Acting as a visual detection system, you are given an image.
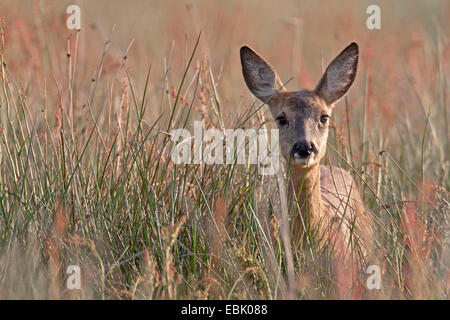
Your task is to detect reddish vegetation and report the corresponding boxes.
[0,1,447,299]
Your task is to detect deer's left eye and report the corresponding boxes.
[320,115,329,125]
[276,116,288,126]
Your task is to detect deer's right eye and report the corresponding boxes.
[276,116,288,126]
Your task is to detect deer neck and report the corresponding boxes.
[289,163,322,224]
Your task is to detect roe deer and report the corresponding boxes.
[240,43,373,298]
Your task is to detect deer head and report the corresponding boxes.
[240,43,359,167]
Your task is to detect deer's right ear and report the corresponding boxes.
[314,42,359,105]
[240,46,284,103]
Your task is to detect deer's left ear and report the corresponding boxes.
[240,46,285,103]
[315,42,359,105]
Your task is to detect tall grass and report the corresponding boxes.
[0,0,448,299]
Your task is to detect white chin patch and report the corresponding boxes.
[293,155,314,166]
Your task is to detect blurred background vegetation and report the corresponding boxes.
[0,0,448,299]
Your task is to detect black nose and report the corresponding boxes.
[293,142,314,158]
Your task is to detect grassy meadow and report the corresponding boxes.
[0,0,448,299]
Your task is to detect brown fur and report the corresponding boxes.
[240,43,373,298]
